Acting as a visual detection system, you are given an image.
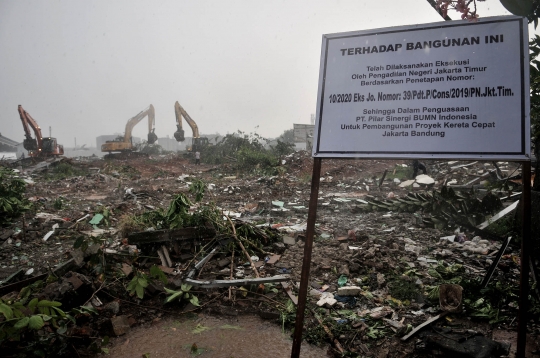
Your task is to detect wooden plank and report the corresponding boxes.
[128,227,216,245]
[185,275,289,288]
[477,200,519,230]
[281,282,298,305]
[401,312,448,341]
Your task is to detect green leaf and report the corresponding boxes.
[428,269,443,279]
[150,265,168,284]
[37,300,62,307]
[127,277,138,291]
[52,306,66,317]
[13,308,24,318]
[189,296,200,307]
[28,298,39,311]
[191,324,211,334]
[135,285,144,299]
[41,306,51,316]
[14,317,30,329]
[137,277,148,288]
[165,291,183,303]
[163,287,177,294]
[180,283,192,292]
[0,303,13,319]
[28,315,44,330]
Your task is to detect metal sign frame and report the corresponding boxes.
[312,16,530,160]
[292,15,532,358]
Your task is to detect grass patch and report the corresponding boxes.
[386,165,413,181]
[44,162,87,180]
[483,214,518,238]
[388,278,420,301]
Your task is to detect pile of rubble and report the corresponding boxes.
[0,154,537,357]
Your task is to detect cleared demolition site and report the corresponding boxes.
[2,4,540,358]
[1,100,539,357]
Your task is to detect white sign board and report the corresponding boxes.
[313,16,530,160]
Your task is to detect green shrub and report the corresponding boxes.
[0,167,29,226]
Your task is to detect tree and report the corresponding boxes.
[434,0,540,23]
[277,128,295,144]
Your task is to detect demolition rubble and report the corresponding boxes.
[0,152,537,357]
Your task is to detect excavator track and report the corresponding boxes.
[104,151,149,160]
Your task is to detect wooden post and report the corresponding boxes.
[291,157,322,358]
[517,160,532,357]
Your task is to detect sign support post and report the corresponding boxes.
[517,161,532,357]
[291,157,322,358]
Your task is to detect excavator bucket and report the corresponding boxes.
[174,126,185,142]
[23,138,38,151]
[147,130,158,144]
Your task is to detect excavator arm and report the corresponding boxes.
[174,101,185,142]
[18,105,43,152]
[174,101,199,142]
[124,104,157,145]
[173,101,209,152]
[102,104,157,153]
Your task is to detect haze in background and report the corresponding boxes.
[0,0,524,148]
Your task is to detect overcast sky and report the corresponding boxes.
[0,0,536,148]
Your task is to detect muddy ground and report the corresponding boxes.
[0,152,538,357]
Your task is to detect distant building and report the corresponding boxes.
[158,136,185,152]
[0,133,19,152]
[293,124,314,151]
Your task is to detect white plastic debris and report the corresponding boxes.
[440,235,455,242]
[399,180,415,188]
[176,174,190,182]
[415,174,435,185]
[317,292,337,308]
[43,231,55,241]
[405,244,421,254]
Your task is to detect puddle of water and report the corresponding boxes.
[108,314,329,358]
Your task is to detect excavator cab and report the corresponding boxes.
[192,137,209,152]
[174,126,185,142]
[41,137,64,155]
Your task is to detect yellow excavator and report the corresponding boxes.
[173,101,209,152]
[101,105,158,154]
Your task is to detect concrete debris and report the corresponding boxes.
[337,285,361,296]
[111,315,131,336]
